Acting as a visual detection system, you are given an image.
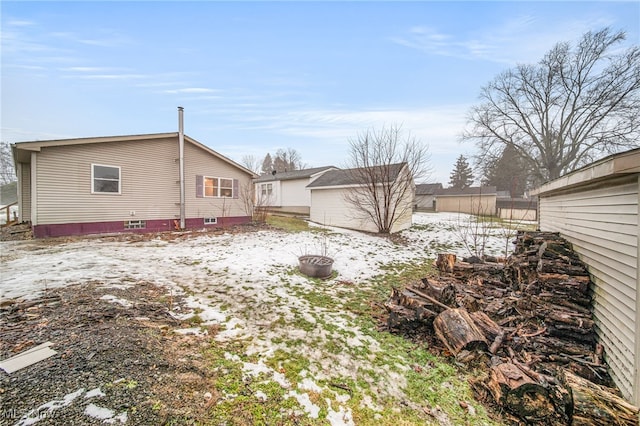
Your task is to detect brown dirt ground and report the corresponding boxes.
[0,279,229,425]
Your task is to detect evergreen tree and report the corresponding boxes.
[448,155,474,189]
[481,144,529,197]
[261,153,273,175]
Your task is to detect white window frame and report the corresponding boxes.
[204,217,218,225]
[91,163,121,194]
[261,183,273,196]
[204,176,234,198]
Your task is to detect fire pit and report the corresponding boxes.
[298,255,334,279]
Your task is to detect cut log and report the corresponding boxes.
[418,277,457,307]
[436,253,456,273]
[469,311,502,342]
[537,259,590,276]
[561,369,639,426]
[433,308,488,355]
[486,362,564,423]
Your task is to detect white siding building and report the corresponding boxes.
[254,166,337,215]
[307,163,414,234]
[531,147,640,404]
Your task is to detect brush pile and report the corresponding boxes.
[385,231,639,425]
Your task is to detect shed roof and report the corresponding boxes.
[415,183,443,195]
[307,163,407,189]
[531,147,640,196]
[254,166,336,182]
[436,186,497,196]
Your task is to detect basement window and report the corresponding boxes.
[204,217,217,225]
[124,220,146,229]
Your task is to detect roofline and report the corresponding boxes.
[12,132,258,178]
[254,166,338,182]
[530,147,640,196]
[12,132,178,151]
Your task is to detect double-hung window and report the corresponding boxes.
[92,164,121,194]
[202,177,234,198]
[261,183,272,196]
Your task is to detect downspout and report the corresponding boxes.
[178,106,186,230]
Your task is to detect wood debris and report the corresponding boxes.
[385,231,639,425]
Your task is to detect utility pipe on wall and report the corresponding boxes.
[178,106,186,230]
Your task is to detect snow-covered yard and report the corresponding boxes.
[1,212,527,425]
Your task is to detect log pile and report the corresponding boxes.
[385,231,639,425]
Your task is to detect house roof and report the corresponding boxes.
[254,166,337,182]
[307,163,407,189]
[0,181,18,207]
[415,183,443,195]
[11,132,258,177]
[436,186,497,196]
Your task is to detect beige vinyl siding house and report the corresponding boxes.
[307,163,414,234]
[12,133,256,238]
[254,166,336,215]
[435,186,497,215]
[531,147,640,404]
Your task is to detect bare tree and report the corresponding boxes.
[273,148,304,172]
[464,28,640,183]
[0,142,16,185]
[343,125,431,234]
[240,154,262,175]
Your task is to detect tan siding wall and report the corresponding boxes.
[20,163,31,222]
[183,142,252,219]
[35,137,179,225]
[538,177,639,401]
[436,195,497,215]
[498,207,537,221]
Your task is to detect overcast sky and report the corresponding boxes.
[2,1,638,184]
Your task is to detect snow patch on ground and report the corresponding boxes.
[1,213,522,423]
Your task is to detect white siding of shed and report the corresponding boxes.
[538,176,639,402]
[310,187,378,233]
[281,179,310,207]
[310,186,413,234]
[33,137,180,225]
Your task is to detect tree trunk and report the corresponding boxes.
[561,370,639,426]
[487,362,566,424]
[433,308,488,355]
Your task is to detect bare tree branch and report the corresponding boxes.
[343,125,431,234]
[464,28,640,183]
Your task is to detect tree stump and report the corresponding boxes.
[436,253,456,273]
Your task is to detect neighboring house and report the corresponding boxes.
[435,186,497,215]
[414,183,442,211]
[12,132,257,238]
[531,147,640,405]
[254,166,337,215]
[307,163,414,234]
